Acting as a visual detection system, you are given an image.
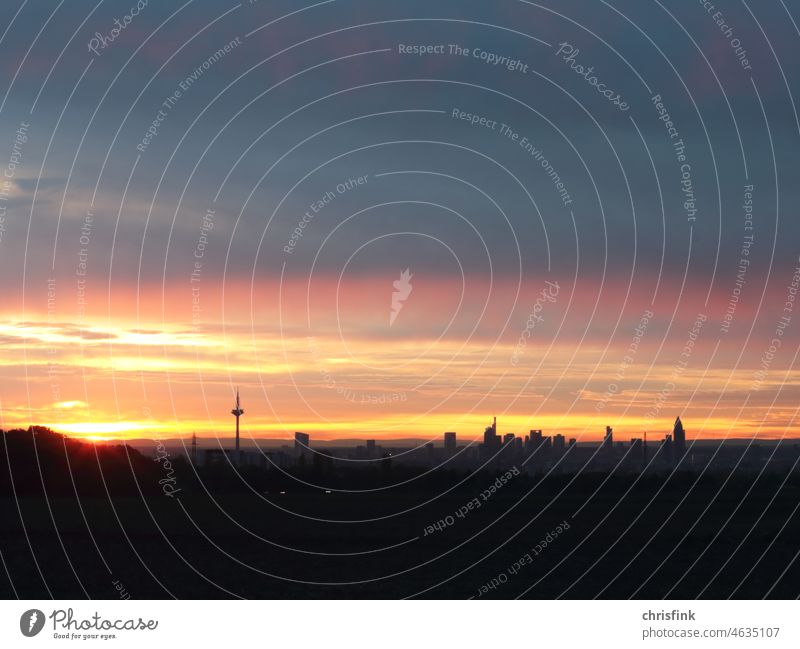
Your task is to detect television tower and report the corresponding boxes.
[231,389,244,466]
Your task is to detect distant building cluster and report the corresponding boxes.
[178,398,792,477]
[468,416,690,473]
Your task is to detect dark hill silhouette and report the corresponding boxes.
[0,426,163,497]
[1,426,799,599]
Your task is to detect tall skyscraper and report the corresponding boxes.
[483,417,500,449]
[661,434,674,465]
[602,426,613,453]
[553,434,565,452]
[294,432,310,459]
[444,432,457,456]
[673,416,686,456]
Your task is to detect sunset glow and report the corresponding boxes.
[4,270,798,442]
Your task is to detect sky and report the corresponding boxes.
[1,0,799,444]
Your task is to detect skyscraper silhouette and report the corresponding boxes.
[602,426,613,454]
[661,434,674,465]
[673,416,686,457]
[483,417,500,448]
[444,432,456,456]
[295,431,311,460]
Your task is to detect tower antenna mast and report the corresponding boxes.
[231,389,244,466]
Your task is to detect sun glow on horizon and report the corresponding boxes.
[49,422,161,436]
[30,412,797,445]
[3,271,798,446]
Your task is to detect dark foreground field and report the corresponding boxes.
[2,469,799,599]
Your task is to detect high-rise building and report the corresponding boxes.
[553,434,565,451]
[444,432,457,455]
[483,417,500,450]
[673,416,686,456]
[366,439,376,459]
[661,434,674,464]
[503,433,515,445]
[602,426,613,453]
[294,432,310,458]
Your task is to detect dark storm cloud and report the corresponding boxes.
[0,0,797,306]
